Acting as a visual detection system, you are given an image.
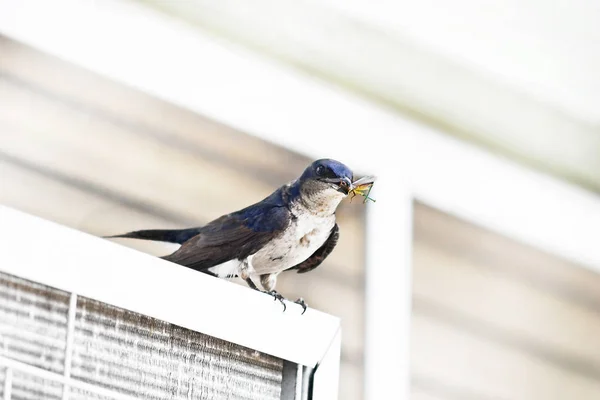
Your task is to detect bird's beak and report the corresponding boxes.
[337,177,354,195]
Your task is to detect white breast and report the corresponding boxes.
[250,208,336,276]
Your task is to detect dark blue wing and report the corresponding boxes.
[162,188,291,271]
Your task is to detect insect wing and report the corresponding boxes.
[352,176,376,187]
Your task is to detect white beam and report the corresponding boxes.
[142,0,600,191]
[365,176,414,400]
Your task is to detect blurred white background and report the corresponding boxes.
[1,0,600,399]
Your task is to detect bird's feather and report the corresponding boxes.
[104,227,202,244]
[289,223,339,274]
[162,189,291,271]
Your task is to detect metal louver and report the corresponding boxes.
[0,274,69,374]
[0,271,284,400]
[71,296,283,399]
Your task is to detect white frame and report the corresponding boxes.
[3,0,600,399]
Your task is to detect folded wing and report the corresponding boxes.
[163,203,290,271]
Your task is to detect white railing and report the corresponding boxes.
[0,206,341,400]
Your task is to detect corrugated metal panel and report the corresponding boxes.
[0,273,69,373]
[11,371,63,400]
[72,296,283,400]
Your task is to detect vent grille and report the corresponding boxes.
[0,274,69,373]
[71,296,283,399]
[0,270,287,400]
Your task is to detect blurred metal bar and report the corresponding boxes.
[281,361,300,400]
[300,366,312,400]
[61,293,77,400]
[365,178,414,400]
[311,329,341,400]
[282,363,314,400]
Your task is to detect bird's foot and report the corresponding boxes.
[265,290,287,312]
[294,298,308,315]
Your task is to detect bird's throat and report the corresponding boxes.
[297,190,345,217]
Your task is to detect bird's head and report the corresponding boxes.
[300,159,354,195]
[295,159,354,214]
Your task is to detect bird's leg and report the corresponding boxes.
[240,258,261,290]
[260,274,287,311]
[244,277,260,291]
[243,273,286,311]
[241,264,287,311]
[294,298,308,315]
[266,290,287,312]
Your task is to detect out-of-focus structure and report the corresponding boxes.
[1,0,600,399]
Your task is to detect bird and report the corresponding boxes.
[106,159,357,313]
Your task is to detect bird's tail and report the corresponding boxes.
[103,227,202,245]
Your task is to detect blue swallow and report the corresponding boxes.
[107,159,356,313]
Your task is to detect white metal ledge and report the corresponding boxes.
[0,205,341,398]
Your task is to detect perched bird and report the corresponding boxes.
[106,159,357,313]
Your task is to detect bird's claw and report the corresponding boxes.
[266,290,287,312]
[294,298,308,315]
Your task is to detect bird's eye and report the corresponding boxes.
[316,165,325,176]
